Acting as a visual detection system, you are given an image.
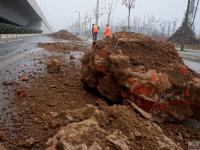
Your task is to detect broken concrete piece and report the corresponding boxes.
[106,130,129,150]
[46,105,182,150]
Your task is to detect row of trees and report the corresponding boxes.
[0,23,42,34]
[112,17,179,40]
[69,0,200,41]
[68,0,134,35]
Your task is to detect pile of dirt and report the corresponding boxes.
[51,30,81,41]
[47,59,62,73]
[46,105,182,150]
[38,42,86,52]
[81,32,200,121]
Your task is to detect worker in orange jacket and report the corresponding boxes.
[104,24,112,38]
[92,24,99,42]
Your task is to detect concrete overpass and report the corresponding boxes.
[0,0,52,33]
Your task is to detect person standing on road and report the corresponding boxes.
[92,24,99,42]
[104,24,112,38]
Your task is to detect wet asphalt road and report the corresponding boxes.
[179,50,200,74]
[0,35,84,125]
[0,35,56,128]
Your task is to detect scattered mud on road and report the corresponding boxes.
[0,35,200,150]
[38,41,88,52]
[0,39,99,149]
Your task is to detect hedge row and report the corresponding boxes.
[0,23,42,34]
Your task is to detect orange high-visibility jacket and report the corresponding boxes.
[92,26,99,33]
[104,26,112,37]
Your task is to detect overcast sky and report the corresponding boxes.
[36,0,200,33]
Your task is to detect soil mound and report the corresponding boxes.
[51,30,81,41]
[81,32,200,121]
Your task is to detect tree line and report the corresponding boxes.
[68,0,200,40]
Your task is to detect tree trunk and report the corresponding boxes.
[108,13,111,25]
[96,0,99,26]
[181,0,191,51]
[128,6,131,32]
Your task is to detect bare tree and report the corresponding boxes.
[167,21,171,37]
[105,0,119,24]
[172,19,178,34]
[93,0,105,26]
[122,0,136,31]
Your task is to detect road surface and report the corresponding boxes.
[179,49,200,74]
[0,35,59,131]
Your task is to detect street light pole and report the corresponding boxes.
[75,10,81,35]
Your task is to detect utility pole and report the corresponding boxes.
[181,0,191,51]
[96,0,99,26]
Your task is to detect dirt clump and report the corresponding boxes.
[46,105,182,150]
[51,30,81,41]
[82,32,200,121]
[47,59,62,73]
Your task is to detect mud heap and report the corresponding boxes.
[82,32,200,121]
[51,30,81,41]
